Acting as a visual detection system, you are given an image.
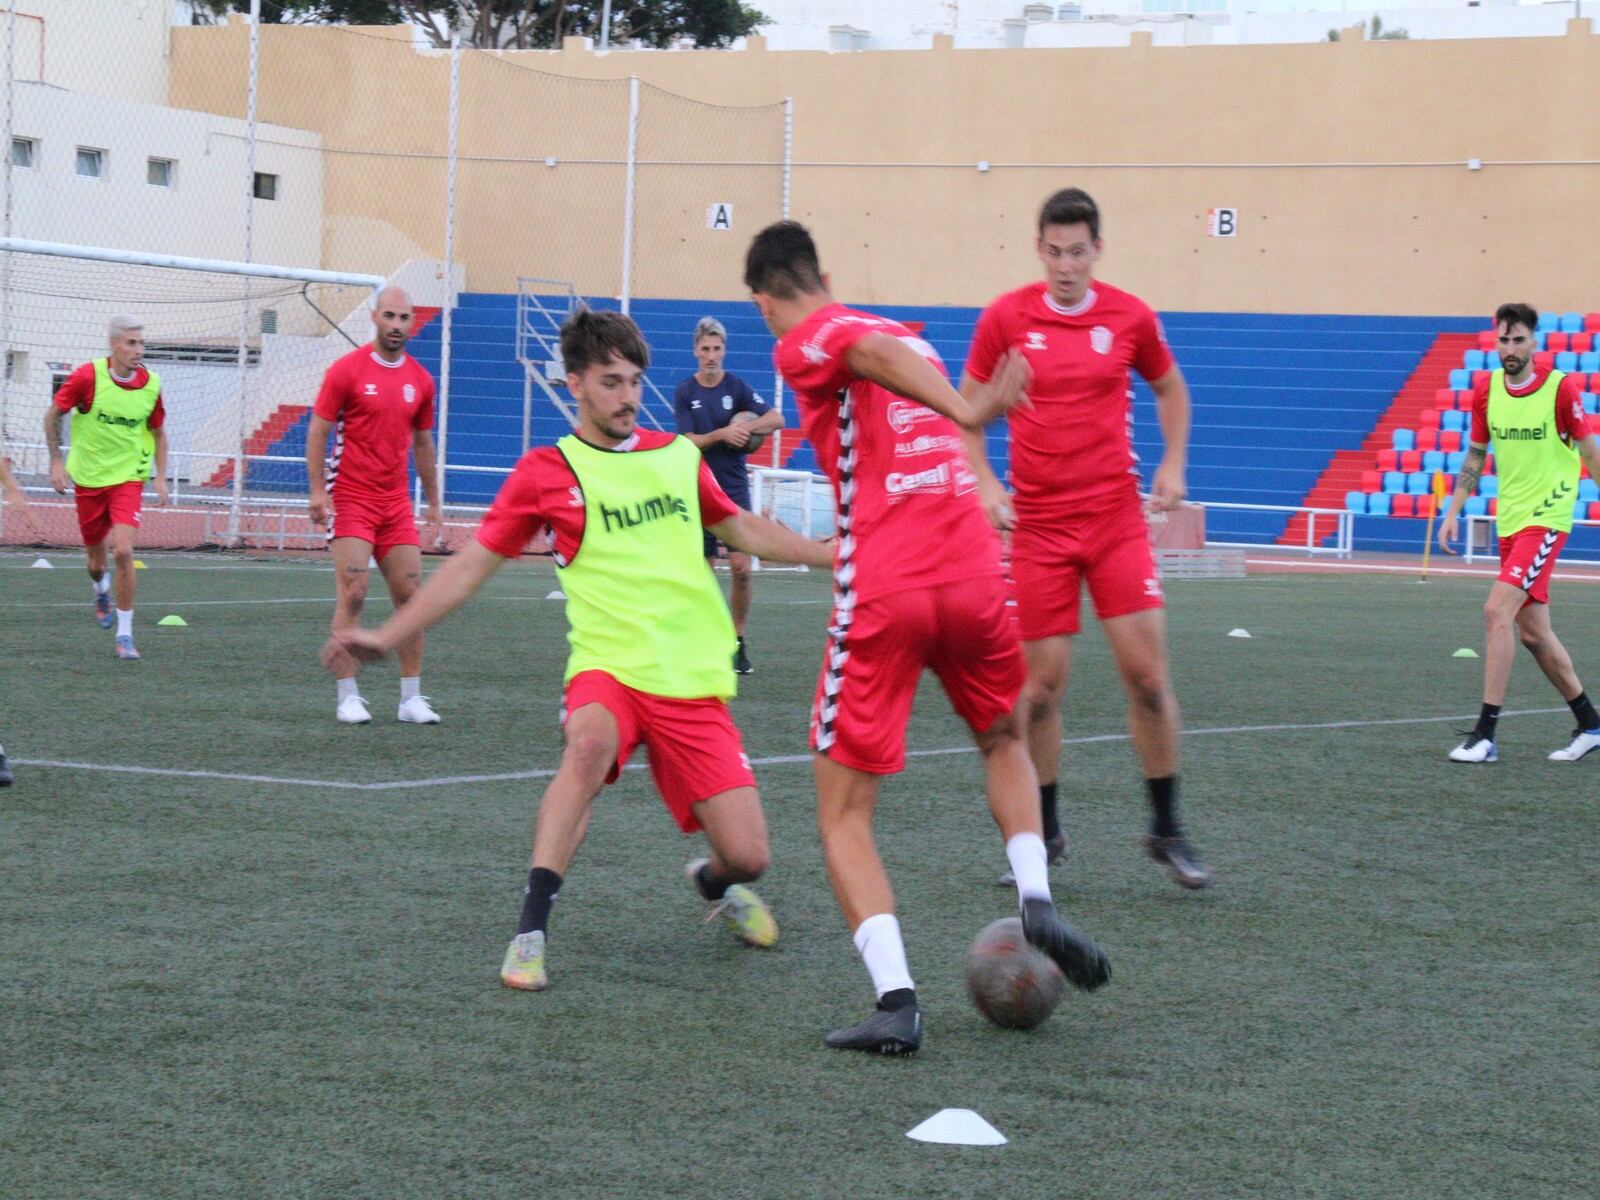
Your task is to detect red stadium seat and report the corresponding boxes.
[1546,333,1570,353]
[1434,388,1456,409]
[1533,352,1555,372]
[1456,390,1475,410]
[1477,330,1497,351]
[1585,312,1600,331]
[1589,503,1600,522]
[1400,450,1423,473]
[1572,333,1594,354]
[1489,499,1498,517]
[1414,429,1438,452]
[1361,470,1381,492]
[1440,431,1464,453]
[1391,494,1417,518]
[1471,370,1490,387]
[1418,409,1441,430]
[1377,449,1399,472]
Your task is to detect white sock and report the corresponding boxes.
[337,677,359,702]
[400,676,421,702]
[115,609,133,638]
[852,912,914,999]
[93,573,110,596]
[1006,832,1052,904]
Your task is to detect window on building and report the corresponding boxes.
[11,137,35,169]
[252,171,277,201]
[5,350,27,383]
[147,157,175,188]
[75,147,104,179]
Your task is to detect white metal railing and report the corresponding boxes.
[1199,500,1355,557]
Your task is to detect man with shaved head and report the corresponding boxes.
[306,285,443,724]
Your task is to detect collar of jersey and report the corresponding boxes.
[573,431,641,453]
[367,350,408,369]
[1042,287,1098,318]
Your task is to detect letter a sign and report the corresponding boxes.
[706,203,734,231]
[1206,208,1238,238]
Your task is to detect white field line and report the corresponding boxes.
[13,707,1567,792]
[1245,557,1600,583]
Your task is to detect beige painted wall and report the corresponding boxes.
[169,22,1600,316]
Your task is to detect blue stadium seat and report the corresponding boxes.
[1345,491,1367,514]
[1581,354,1600,375]
[1421,450,1445,473]
[1368,493,1392,516]
[1441,410,1467,433]
[1463,350,1485,371]
[1556,351,1579,373]
[1383,471,1406,494]
[1584,393,1599,415]
[1392,428,1415,451]
[1447,451,1466,473]
[1464,497,1489,517]
[1538,312,1560,332]
[1561,312,1584,333]
[1479,475,1498,498]
[1406,472,1430,495]
[1581,479,1600,503]
[1448,369,1472,391]
[1484,353,1500,369]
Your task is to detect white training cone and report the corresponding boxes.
[367,556,379,569]
[1227,628,1252,639]
[545,589,566,600]
[30,557,53,568]
[906,1109,1007,1146]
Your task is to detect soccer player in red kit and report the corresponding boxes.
[960,188,1210,891]
[747,220,1111,1055]
[307,286,443,725]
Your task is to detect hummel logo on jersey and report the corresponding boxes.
[1491,423,1546,441]
[1144,576,1164,599]
[1025,331,1048,352]
[1091,326,1114,355]
[690,398,702,410]
[599,492,690,532]
[1510,565,1524,579]
[364,383,378,396]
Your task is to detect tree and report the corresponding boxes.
[192,2,769,50]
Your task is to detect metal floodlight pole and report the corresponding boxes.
[228,0,262,546]
[620,76,639,315]
[436,33,461,517]
[1,1,16,458]
[600,0,614,50]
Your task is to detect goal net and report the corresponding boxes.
[0,238,383,551]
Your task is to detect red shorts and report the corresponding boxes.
[563,669,756,834]
[331,490,418,560]
[74,480,144,546]
[1011,501,1163,640]
[811,573,1026,775]
[1498,526,1567,606]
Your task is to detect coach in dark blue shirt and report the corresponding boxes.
[673,316,783,676]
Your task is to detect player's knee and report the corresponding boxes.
[112,545,134,570]
[1519,626,1545,654]
[720,841,769,881]
[1483,602,1513,633]
[974,711,1023,753]
[562,731,615,786]
[1124,668,1167,715]
[1022,679,1061,723]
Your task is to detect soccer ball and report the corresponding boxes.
[730,410,766,456]
[965,916,1065,1030]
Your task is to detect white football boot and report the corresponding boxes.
[336,693,373,725]
[1548,728,1600,762]
[1448,734,1497,764]
[397,694,441,724]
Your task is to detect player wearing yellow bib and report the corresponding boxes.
[1438,303,1600,763]
[326,309,832,992]
[43,315,169,660]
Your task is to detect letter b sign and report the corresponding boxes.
[1207,208,1238,238]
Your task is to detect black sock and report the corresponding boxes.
[1566,691,1600,732]
[694,862,730,902]
[1039,781,1060,842]
[1474,703,1502,742]
[1146,775,1179,839]
[878,987,917,1012]
[517,867,562,936]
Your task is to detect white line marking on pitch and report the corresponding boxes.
[14,707,1566,791]
[1245,557,1600,583]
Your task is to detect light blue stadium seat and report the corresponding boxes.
[1383,471,1406,494]
[1464,497,1489,517]
[1447,451,1466,473]
[1534,332,1548,350]
[1448,369,1472,391]
[1463,350,1485,371]
[1392,428,1415,451]
[1581,354,1600,375]
[1556,351,1579,373]
[1406,472,1430,495]
[1368,493,1391,516]
[1561,312,1583,333]
[1479,475,1498,498]
[1583,393,1599,415]
[1485,353,1500,369]
[1421,450,1445,473]
[1441,410,1467,433]
[1538,312,1560,333]
[1344,491,1367,514]
[1580,479,1600,503]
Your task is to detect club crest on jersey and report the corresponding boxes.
[363,383,378,396]
[722,395,733,411]
[1025,331,1048,352]
[1091,326,1114,355]
[403,383,417,405]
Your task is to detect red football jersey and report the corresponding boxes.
[313,346,435,498]
[774,303,1003,603]
[964,280,1174,513]
[476,429,738,562]
[1469,371,1587,447]
[54,362,166,430]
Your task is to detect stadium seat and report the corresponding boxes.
[1377,449,1399,472]
[1538,312,1560,333]
[1479,475,1498,498]
[1464,497,1488,517]
[1546,332,1570,353]
[1439,430,1463,453]
[1420,450,1444,473]
[1471,370,1490,387]
[1572,333,1594,354]
[1561,312,1584,333]
[1586,312,1600,331]
[1368,493,1391,516]
[1441,410,1467,433]
[1476,330,1498,351]
[1463,350,1486,371]
[1393,429,1416,451]
[1583,393,1598,415]
[1382,471,1405,494]
[1345,491,1367,514]
[1580,479,1599,503]
[1488,499,1498,517]
[1360,469,1382,492]
[1580,353,1600,374]
[1433,388,1456,409]
[1418,408,1441,430]
[1400,449,1423,472]
[1415,429,1439,452]
[1533,352,1555,372]
[1406,472,1430,495]
[1590,502,1600,522]
[1448,369,1472,391]
[1590,414,1600,435]
[1556,351,1579,373]
[1447,451,1466,473]
[1391,494,1417,518]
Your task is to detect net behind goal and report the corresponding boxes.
[0,238,382,550]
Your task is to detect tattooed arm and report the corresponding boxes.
[1436,442,1487,556]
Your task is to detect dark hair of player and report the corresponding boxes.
[744,220,826,300]
[1038,188,1101,240]
[560,307,650,375]
[1494,302,1538,335]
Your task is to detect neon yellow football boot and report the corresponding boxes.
[686,858,778,948]
[499,931,549,991]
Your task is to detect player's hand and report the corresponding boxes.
[724,423,753,449]
[982,350,1033,423]
[309,493,331,528]
[1148,459,1187,512]
[425,501,443,528]
[49,461,68,494]
[979,476,1015,532]
[1437,513,1459,556]
[153,479,170,507]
